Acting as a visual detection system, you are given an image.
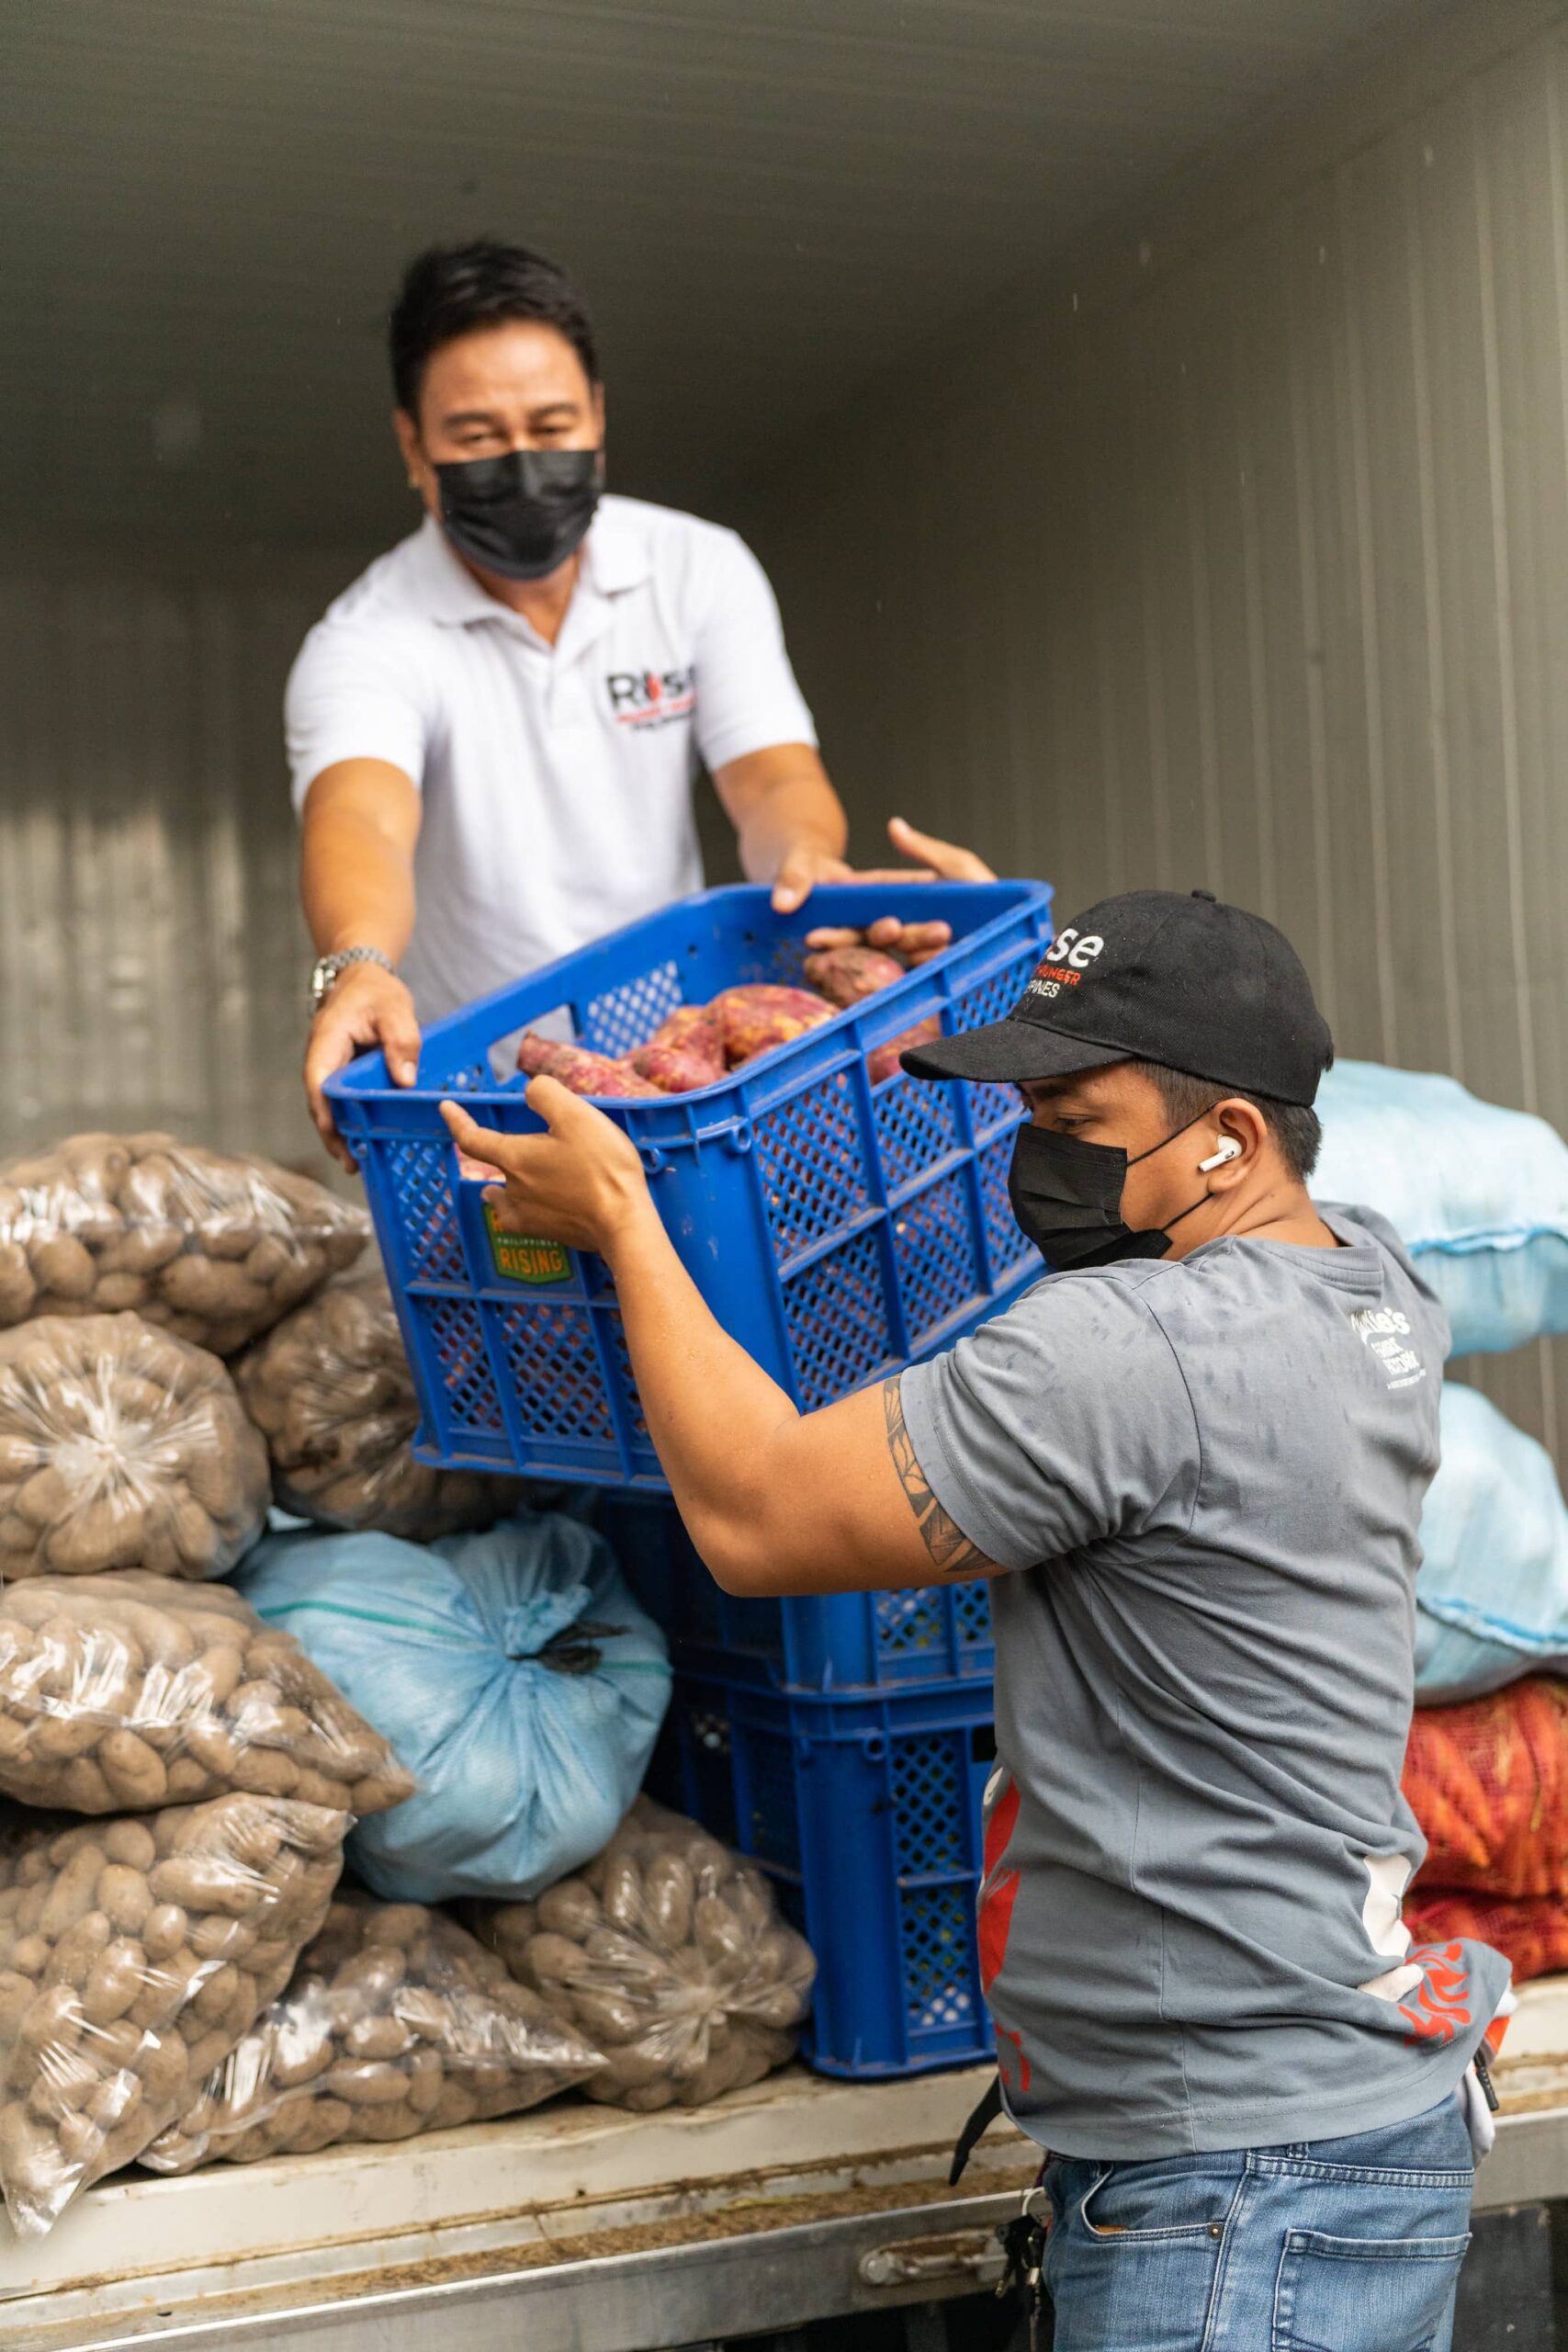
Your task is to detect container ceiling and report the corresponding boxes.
[5,0,1433,552]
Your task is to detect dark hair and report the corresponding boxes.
[389,240,601,416]
[1125,1059,1322,1183]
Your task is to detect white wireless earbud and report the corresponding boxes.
[1197,1138,1242,1172]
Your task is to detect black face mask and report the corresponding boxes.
[1007,1113,1213,1272]
[434,447,603,582]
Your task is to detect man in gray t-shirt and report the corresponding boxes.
[446,886,1506,2351]
[901,1199,1489,2156]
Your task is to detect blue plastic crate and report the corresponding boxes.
[604,1492,996,1690]
[670,1671,998,2076]
[327,880,1053,1488]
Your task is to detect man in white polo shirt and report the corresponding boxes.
[293,239,971,1167]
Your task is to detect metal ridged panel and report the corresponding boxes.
[0,560,341,1174]
[743,14,1568,1464]
[0,0,1425,548]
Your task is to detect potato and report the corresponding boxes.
[25,1236,96,1301]
[536,1882,601,1940]
[232,1273,520,1542]
[0,1317,270,1583]
[710,985,835,1068]
[0,1572,412,1819]
[141,1894,599,2175]
[82,1942,146,2027]
[0,1130,368,1353]
[643,1854,695,1952]
[97,1866,152,1937]
[470,1799,816,2111]
[0,1246,36,1326]
[0,1792,348,2236]
[802,945,907,1006]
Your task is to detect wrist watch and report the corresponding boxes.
[310,946,399,1014]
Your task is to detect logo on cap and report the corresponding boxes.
[1026,927,1105,1000]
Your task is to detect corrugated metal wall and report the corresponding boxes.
[0,554,351,1174]
[2,6,1564,1463]
[741,7,1568,1464]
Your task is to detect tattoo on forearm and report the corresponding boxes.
[884,1380,986,1572]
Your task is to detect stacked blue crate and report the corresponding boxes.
[330,877,1049,2077]
[610,1497,1001,2076]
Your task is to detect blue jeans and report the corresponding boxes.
[1040,2094,1473,2351]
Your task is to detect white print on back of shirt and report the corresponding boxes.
[1349,1306,1427,1390]
[1357,1852,1423,2004]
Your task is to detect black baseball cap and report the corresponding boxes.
[902,888,1334,1106]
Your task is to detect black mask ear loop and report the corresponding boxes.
[1123,1105,1212,1170]
[1127,1106,1235,1246]
[1006,1102,1229,1272]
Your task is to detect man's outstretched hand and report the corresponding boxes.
[806,817,998,965]
[440,1084,655,1259]
[305,966,423,1174]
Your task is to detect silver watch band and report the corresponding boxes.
[310,945,398,1013]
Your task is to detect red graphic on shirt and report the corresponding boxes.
[978,1781,1031,2092]
[996,2023,1031,2090]
[1398,1941,1475,2047]
[978,1781,1021,1991]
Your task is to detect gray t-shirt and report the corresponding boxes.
[899,1204,1509,2160]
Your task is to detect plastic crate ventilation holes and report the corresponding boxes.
[329,882,1054,1490]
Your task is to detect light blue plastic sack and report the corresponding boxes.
[232,1514,671,1904]
[1416,1381,1568,1703]
[1314,1060,1568,1355]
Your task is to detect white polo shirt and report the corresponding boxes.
[286,496,817,1024]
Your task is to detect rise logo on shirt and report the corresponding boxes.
[605,666,696,728]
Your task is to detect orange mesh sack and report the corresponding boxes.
[1403,1679,1568,1896]
[1404,1890,1568,1987]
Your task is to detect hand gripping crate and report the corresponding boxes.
[666,1670,998,2076]
[328,880,1053,1488]
[604,1492,995,1690]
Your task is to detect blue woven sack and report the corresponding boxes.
[1416,1381,1568,1703]
[233,1514,671,1902]
[1314,1061,1568,1355]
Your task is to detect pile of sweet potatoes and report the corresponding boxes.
[516,947,938,1099]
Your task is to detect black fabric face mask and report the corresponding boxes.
[1007,1114,1213,1272]
[434,447,603,582]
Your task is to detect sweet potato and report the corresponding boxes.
[646,1005,723,1062]
[628,1043,723,1094]
[867,1017,942,1085]
[514,1036,646,1098]
[711,986,835,1068]
[802,946,906,1007]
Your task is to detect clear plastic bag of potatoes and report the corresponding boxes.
[142,1891,602,2171]
[0,1572,414,1816]
[0,1792,348,2233]
[469,1799,816,2111]
[0,1131,367,1357]
[0,1315,271,1582]
[234,1273,521,1541]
